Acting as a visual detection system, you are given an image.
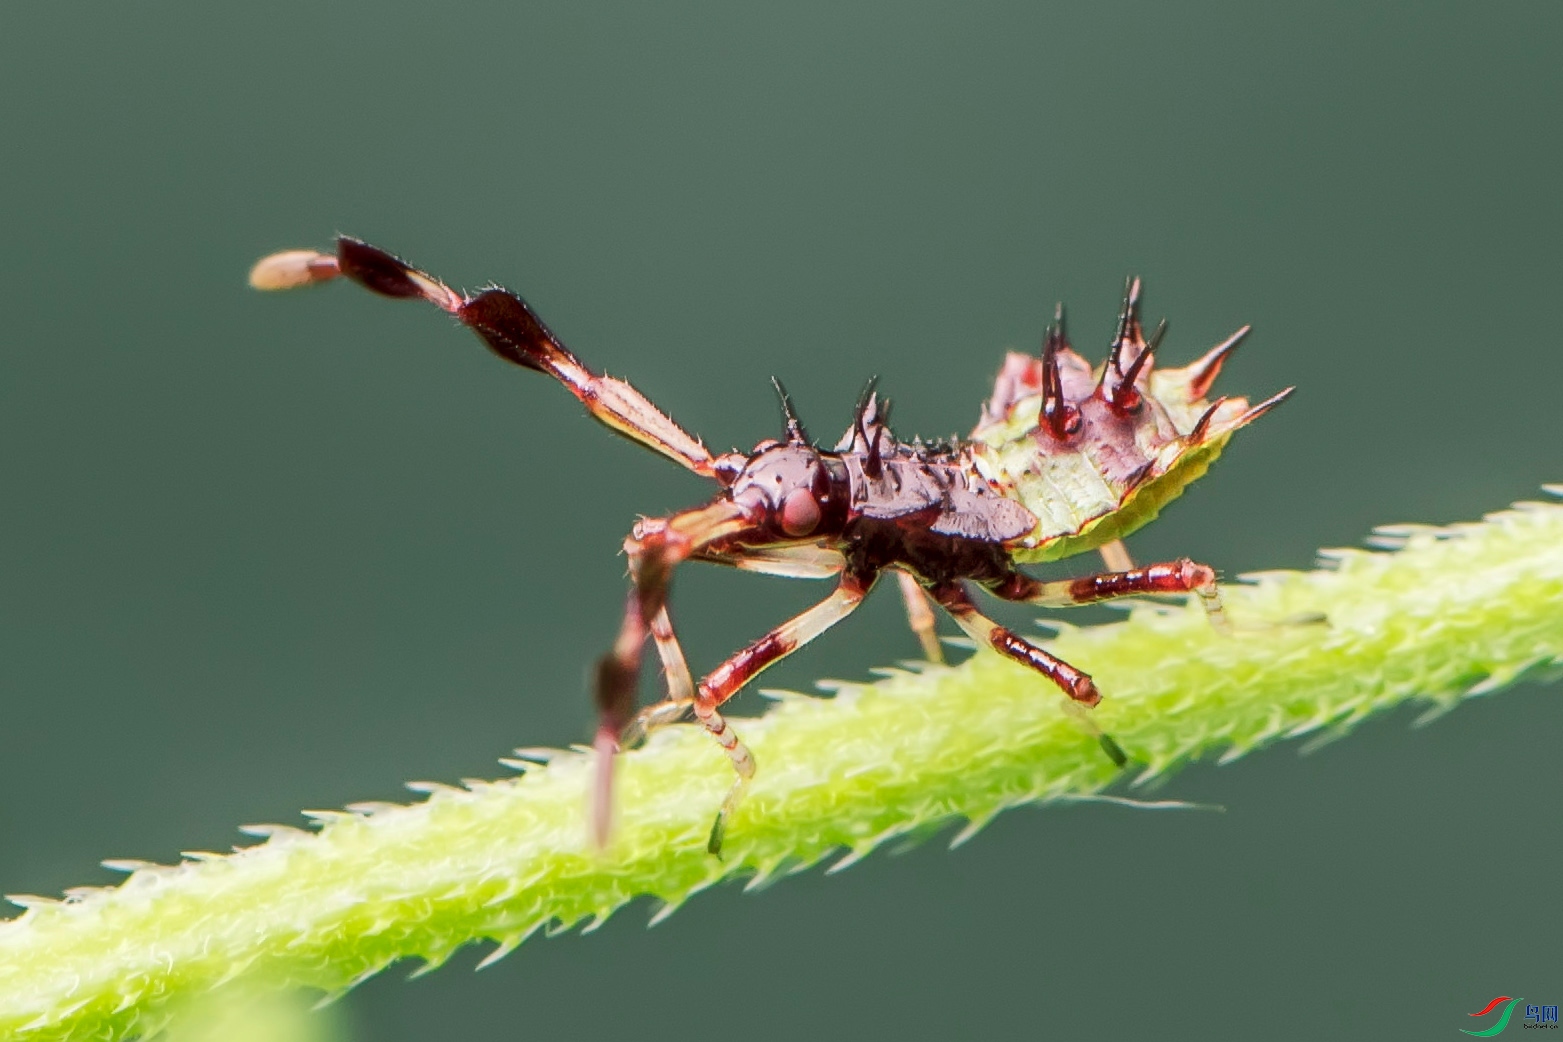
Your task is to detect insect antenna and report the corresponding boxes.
[771,377,811,445]
[1183,325,1251,400]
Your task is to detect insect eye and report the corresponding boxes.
[780,487,822,537]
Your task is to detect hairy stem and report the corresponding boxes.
[4,493,1562,1040]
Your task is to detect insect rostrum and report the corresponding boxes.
[251,239,1291,854]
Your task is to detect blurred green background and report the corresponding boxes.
[2,2,1559,1039]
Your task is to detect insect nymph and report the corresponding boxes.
[251,239,1290,853]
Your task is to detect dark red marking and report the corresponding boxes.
[988,570,1042,602]
[1110,334,1155,411]
[459,287,562,374]
[594,654,637,733]
[1470,997,1514,1017]
[1040,312,1083,439]
[703,631,794,703]
[336,238,425,299]
[815,456,851,535]
[1185,326,1249,401]
[1067,559,1213,603]
[989,627,1100,705]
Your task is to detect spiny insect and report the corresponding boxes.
[251,239,1291,854]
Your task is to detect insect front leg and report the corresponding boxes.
[592,500,756,846]
[593,589,651,845]
[926,581,1129,768]
[627,544,858,745]
[989,557,1229,633]
[697,569,876,856]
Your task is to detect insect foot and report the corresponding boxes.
[699,698,757,859]
[253,240,1290,850]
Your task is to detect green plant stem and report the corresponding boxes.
[4,494,1563,1040]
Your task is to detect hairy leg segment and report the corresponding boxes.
[252,237,719,476]
[610,567,873,855]
[987,557,1229,632]
[695,571,875,854]
[925,580,1128,767]
[883,533,1154,666]
[918,557,1227,768]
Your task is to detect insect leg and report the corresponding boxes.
[895,570,945,664]
[592,499,756,846]
[698,570,876,855]
[989,558,1229,633]
[251,238,719,478]
[593,589,649,845]
[929,582,1099,704]
[927,581,1128,768]
[627,545,852,745]
[1098,538,1134,573]
[619,604,696,747]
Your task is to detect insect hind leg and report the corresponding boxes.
[928,581,1129,769]
[990,557,1230,634]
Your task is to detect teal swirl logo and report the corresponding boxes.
[1463,996,1523,1036]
